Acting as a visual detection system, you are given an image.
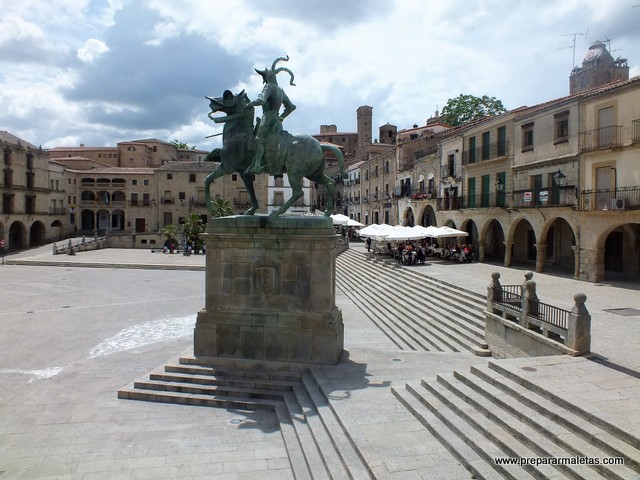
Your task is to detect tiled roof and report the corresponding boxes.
[157,161,219,172]
[49,157,113,169]
[65,167,156,175]
[513,76,640,120]
[0,131,40,149]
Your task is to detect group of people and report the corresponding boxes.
[443,243,476,263]
[365,237,476,265]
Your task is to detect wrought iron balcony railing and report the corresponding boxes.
[579,125,622,153]
[579,186,640,211]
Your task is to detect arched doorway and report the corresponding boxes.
[50,220,64,241]
[111,209,125,231]
[9,221,26,251]
[29,221,46,247]
[420,205,437,227]
[404,207,415,226]
[97,209,110,231]
[543,217,575,274]
[512,219,536,266]
[603,223,640,281]
[484,219,506,263]
[81,209,95,231]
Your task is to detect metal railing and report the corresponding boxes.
[579,125,622,152]
[488,285,570,336]
[512,188,577,208]
[579,185,640,211]
[462,140,509,165]
[463,192,507,208]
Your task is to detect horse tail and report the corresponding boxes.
[321,145,347,179]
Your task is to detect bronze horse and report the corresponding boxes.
[204,90,346,217]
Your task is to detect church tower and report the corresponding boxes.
[570,41,629,95]
[356,105,373,146]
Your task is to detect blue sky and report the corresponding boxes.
[1,0,639,151]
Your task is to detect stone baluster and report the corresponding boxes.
[487,272,502,314]
[567,293,590,354]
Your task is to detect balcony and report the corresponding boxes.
[463,192,507,208]
[161,197,174,204]
[48,207,67,215]
[580,186,640,211]
[234,199,251,208]
[437,196,463,211]
[512,188,577,208]
[462,141,509,165]
[579,125,622,153]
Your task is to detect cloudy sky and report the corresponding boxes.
[1,0,639,151]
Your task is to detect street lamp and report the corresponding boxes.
[553,170,567,187]
[495,177,504,192]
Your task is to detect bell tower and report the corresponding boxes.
[570,41,629,95]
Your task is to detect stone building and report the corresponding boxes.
[1,131,64,250]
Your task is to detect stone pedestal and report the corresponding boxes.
[195,215,344,365]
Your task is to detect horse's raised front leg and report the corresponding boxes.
[240,171,259,215]
[204,163,231,210]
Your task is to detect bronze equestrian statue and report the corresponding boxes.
[204,56,346,217]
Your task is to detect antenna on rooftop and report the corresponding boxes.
[561,29,588,69]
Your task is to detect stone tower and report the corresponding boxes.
[379,123,397,145]
[356,105,373,146]
[570,41,629,95]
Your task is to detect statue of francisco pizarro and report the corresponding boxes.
[204,56,347,217]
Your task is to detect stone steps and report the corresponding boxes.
[119,356,373,479]
[392,356,640,479]
[336,249,490,355]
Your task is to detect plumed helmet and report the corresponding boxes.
[255,55,296,86]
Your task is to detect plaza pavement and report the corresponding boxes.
[1,242,639,479]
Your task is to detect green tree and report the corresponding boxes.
[184,212,205,252]
[205,148,222,162]
[210,198,234,218]
[161,224,179,252]
[171,139,197,150]
[440,94,506,127]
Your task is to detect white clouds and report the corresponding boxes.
[77,38,109,63]
[1,0,639,150]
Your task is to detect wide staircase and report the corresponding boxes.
[391,349,640,479]
[119,356,375,479]
[336,248,491,356]
[120,247,640,479]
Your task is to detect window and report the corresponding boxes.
[189,174,196,182]
[143,179,149,186]
[131,193,139,206]
[468,136,477,163]
[554,111,569,144]
[447,154,455,177]
[384,161,389,174]
[132,179,137,186]
[3,148,11,166]
[167,173,173,180]
[232,173,238,181]
[522,122,534,151]
[497,126,507,156]
[179,192,186,200]
[482,132,491,160]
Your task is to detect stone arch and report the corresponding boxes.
[111,209,125,231]
[481,218,506,263]
[29,221,46,247]
[459,219,479,248]
[539,216,577,274]
[50,220,64,241]
[419,204,437,227]
[9,221,26,251]
[81,190,96,202]
[404,206,415,226]
[81,209,95,231]
[97,209,110,231]
[510,218,537,266]
[598,222,640,280]
[112,191,126,203]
